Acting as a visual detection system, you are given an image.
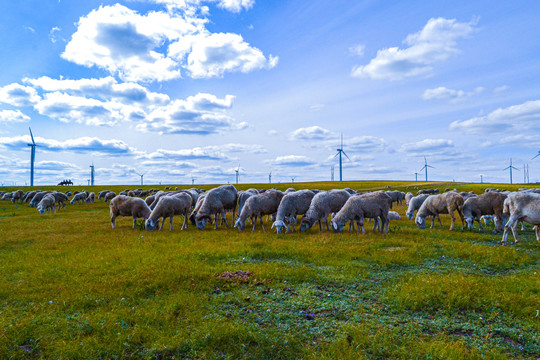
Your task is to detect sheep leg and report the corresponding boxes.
[535,226,540,242]
[132,218,137,229]
[260,215,267,232]
[430,216,435,229]
[502,216,519,245]
[382,215,389,234]
[169,216,174,231]
[360,220,366,234]
[159,217,165,231]
[449,211,456,231]
[318,220,322,231]
[356,220,361,233]
[111,214,117,229]
[252,216,257,232]
[223,211,230,229]
[214,214,219,229]
[324,218,330,232]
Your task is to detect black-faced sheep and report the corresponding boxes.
[415,192,464,231]
[272,190,315,233]
[109,195,151,229]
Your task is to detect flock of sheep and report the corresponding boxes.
[2,185,539,245]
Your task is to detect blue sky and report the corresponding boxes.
[1,0,540,186]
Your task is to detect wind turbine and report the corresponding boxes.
[414,172,419,182]
[268,171,272,184]
[27,127,38,186]
[334,134,350,182]
[135,170,146,186]
[89,163,95,186]
[503,158,519,184]
[191,175,195,185]
[532,151,540,160]
[291,176,296,183]
[419,157,434,182]
[234,164,240,184]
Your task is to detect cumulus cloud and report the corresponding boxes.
[0,110,31,123]
[150,0,255,13]
[0,135,136,156]
[0,83,41,107]
[136,92,245,134]
[288,126,333,141]
[140,147,229,161]
[62,4,276,82]
[352,17,477,80]
[449,99,540,135]
[266,155,317,167]
[422,86,483,102]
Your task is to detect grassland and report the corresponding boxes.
[0,181,538,359]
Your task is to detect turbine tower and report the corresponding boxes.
[334,134,350,182]
[27,127,38,186]
[268,171,272,184]
[135,170,146,186]
[89,163,95,186]
[419,157,434,182]
[414,172,419,182]
[234,164,240,185]
[503,158,519,184]
[191,175,195,185]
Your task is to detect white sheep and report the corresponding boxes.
[145,193,192,231]
[415,192,464,231]
[71,192,87,204]
[109,195,152,229]
[501,192,540,245]
[300,189,351,232]
[195,185,237,230]
[37,194,56,214]
[234,189,284,232]
[272,190,315,233]
[330,191,392,233]
[406,194,430,220]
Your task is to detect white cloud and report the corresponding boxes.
[422,86,483,102]
[0,135,137,156]
[266,155,317,167]
[62,4,276,82]
[149,0,254,13]
[140,147,230,161]
[449,99,540,135]
[493,85,509,93]
[0,110,31,123]
[352,17,477,80]
[49,26,62,43]
[289,126,333,141]
[0,83,41,107]
[400,138,454,156]
[349,44,365,57]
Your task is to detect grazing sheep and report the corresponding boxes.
[23,190,38,203]
[104,191,116,202]
[109,195,151,229]
[37,194,56,214]
[330,191,391,233]
[189,193,207,225]
[85,192,95,203]
[415,192,465,231]
[51,192,69,209]
[272,190,315,233]
[405,192,414,206]
[1,192,13,201]
[406,194,430,220]
[236,189,259,219]
[70,192,87,204]
[462,192,507,232]
[145,195,155,207]
[29,191,50,207]
[98,190,110,200]
[65,191,73,197]
[145,193,192,231]
[501,192,540,244]
[460,192,477,200]
[386,190,406,205]
[195,185,238,230]
[417,188,439,195]
[11,190,24,203]
[234,189,284,232]
[300,189,351,232]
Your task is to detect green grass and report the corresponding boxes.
[0,181,538,359]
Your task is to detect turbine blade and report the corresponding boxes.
[532,153,540,160]
[29,127,36,145]
[342,151,351,160]
[333,152,339,159]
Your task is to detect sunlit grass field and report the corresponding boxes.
[0,181,538,359]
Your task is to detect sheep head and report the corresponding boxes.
[406,211,414,220]
[299,218,313,232]
[331,220,344,233]
[196,215,211,230]
[271,220,288,234]
[415,216,426,229]
[234,219,245,231]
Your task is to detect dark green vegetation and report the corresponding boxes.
[0,181,538,359]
